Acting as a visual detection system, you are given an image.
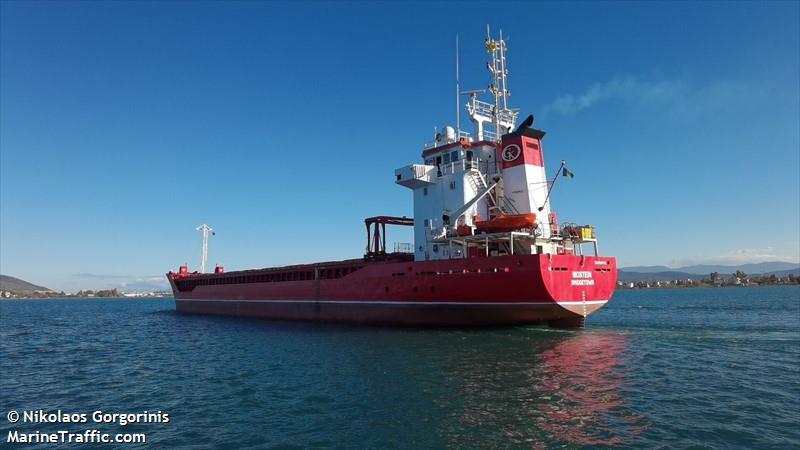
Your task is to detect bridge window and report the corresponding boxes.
[451,151,459,162]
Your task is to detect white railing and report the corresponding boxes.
[424,130,475,149]
[466,98,493,116]
[410,164,429,179]
[466,99,519,125]
[393,242,413,253]
[482,129,498,141]
[437,159,468,176]
[434,158,501,177]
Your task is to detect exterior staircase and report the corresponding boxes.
[466,169,519,217]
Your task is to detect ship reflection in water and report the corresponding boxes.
[442,330,651,447]
[533,332,651,446]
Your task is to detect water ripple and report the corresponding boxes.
[1,286,798,448]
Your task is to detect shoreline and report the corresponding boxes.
[619,282,799,290]
[0,295,173,300]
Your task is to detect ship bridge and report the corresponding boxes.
[392,27,600,263]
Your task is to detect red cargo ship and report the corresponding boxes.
[167,29,617,327]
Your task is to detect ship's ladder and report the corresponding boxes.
[467,169,499,215]
[466,169,519,216]
[498,196,520,215]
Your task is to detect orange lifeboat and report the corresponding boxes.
[456,224,473,236]
[475,213,536,233]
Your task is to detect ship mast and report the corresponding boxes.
[196,224,214,274]
[465,25,519,142]
[455,34,461,135]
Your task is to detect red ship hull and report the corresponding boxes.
[168,254,617,327]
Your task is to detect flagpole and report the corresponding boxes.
[539,160,566,212]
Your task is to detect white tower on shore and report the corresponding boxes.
[196,224,214,273]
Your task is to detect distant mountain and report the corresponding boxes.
[618,263,800,283]
[621,261,799,276]
[619,265,672,273]
[763,268,800,277]
[618,271,698,283]
[675,262,799,275]
[120,279,169,292]
[0,275,52,293]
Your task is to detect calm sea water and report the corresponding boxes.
[1,286,798,449]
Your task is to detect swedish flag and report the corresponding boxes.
[562,167,575,178]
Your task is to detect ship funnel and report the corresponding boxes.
[515,114,534,133]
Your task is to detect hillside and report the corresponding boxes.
[618,271,700,283]
[620,261,799,276]
[618,264,800,283]
[676,262,800,275]
[0,275,52,293]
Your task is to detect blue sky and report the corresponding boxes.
[1,1,798,291]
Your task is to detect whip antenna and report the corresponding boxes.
[456,34,461,134]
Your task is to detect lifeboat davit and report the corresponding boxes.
[475,213,536,233]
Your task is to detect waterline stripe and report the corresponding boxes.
[175,299,608,306]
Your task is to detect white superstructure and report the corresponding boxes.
[394,29,595,262]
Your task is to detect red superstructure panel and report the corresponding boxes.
[500,134,544,169]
